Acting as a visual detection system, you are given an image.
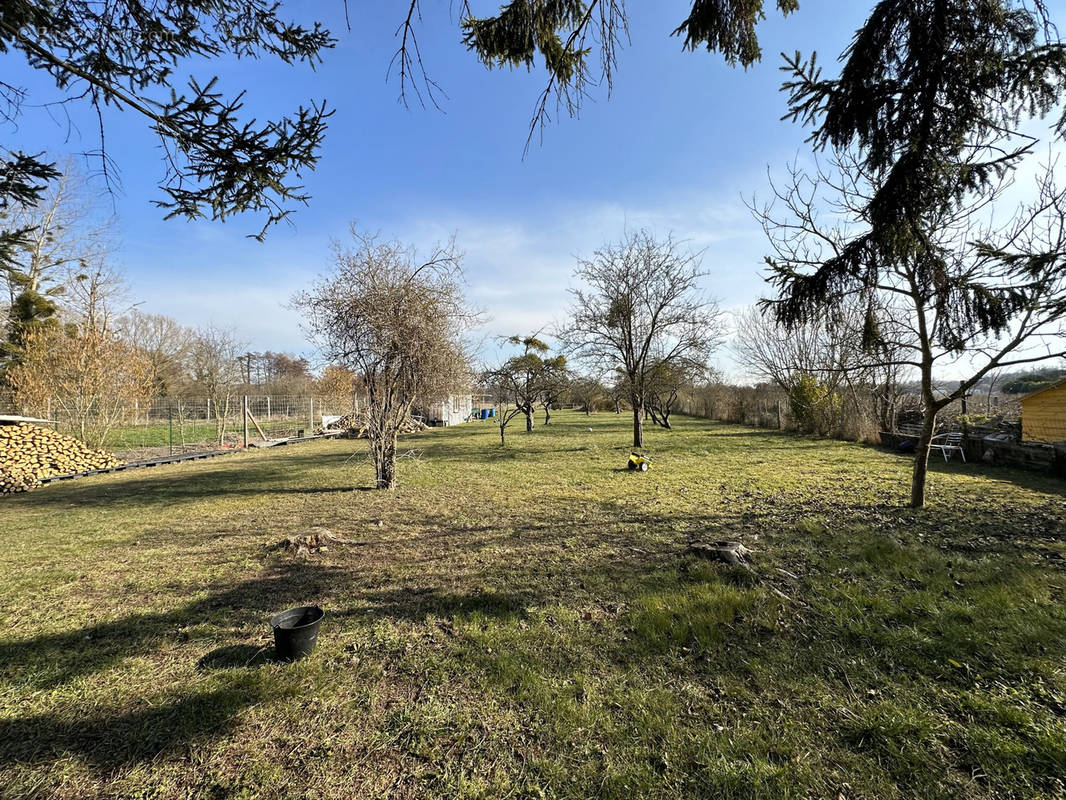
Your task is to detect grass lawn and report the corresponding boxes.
[98,421,221,451]
[1,411,1064,799]
[81,416,313,453]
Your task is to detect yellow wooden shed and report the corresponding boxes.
[1021,379,1066,443]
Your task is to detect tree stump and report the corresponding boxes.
[279,527,363,556]
[685,541,751,566]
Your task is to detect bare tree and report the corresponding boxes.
[569,374,606,415]
[539,356,570,426]
[646,359,705,430]
[116,310,194,397]
[296,228,474,489]
[1,164,111,307]
[981,368,1005,416]
[560,230,725,447]
[62,262,130,334]
[187,326,245,446]
[1,164,114,372]
[733,303,904,436]
[606,370,628,414]
[481,364,531,447]
[757,154,1066,506]
[481,335,565,436]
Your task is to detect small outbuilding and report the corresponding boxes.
[419,394,473,427]
[1020,379,1066,443]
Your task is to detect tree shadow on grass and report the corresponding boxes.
[197,644,277,670]
[0,673,273,769]
[0,563,353,690]
[6,450,373,511]
[438,533,1066,798]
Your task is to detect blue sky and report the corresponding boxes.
[3,2,886,373]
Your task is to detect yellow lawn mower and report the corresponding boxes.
[627,452,652,472]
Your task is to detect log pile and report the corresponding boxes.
[0,423,124,494]
[322,412,428,438]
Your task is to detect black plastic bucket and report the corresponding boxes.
[270,605,324,661]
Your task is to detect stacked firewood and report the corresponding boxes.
[0,423,123,494]
[322,412,427,438]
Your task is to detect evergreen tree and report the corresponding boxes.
[1,1,334,239]
[2,1,800,238]
[763,0,1066,507]
[462,0,799,145]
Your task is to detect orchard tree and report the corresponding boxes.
[645,360,704,431]
[481,365,531,447]
[297,228,473,489]
[560,231,724,448]
[484,335,566,433]
[538,355,571,425]
[569,374,606,415]
[607,371,629,414]
[763,0,1066,506]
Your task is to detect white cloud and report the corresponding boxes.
[121,188,776,371]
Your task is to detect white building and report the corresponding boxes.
[420,394,473,426]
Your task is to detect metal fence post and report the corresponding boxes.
[169,403,174,456]
[243,395,249,448]
[309,397,314,435]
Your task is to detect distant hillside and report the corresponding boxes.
[1002,368,1066,395]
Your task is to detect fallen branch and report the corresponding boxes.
[277,527,371,556]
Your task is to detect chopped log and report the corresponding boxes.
[685,541,751,566]
[320,412,427,438]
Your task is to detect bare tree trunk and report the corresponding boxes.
[632,401,644,448]
[910,409,937,508]
[524,408,534,432]
[584,405,591,415]
[543,405,551,425]
[374,432,397,489]
[499,422,506,446]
